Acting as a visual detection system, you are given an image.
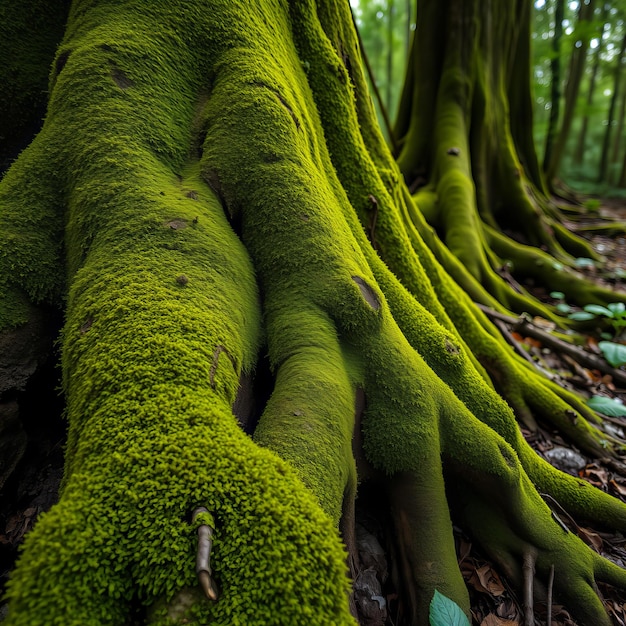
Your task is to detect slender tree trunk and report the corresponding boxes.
[545,0,596,184]
[543,0,565,174]
[406,0,412,57]
[598,30,626,182]
[545,0,594,185]
[619,120,626,186]
[610,79,626,181]
[386,0,395,116]
[574,2,609,166]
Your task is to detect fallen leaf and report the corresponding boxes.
[480,614,518,626]
[606,600,626,626]
[578,526,603,552]
[523,336,542,349]
[580,464,609,488]
[587,336,600,351]
[533,316,557,331]
[496,599,520,620]
[472,564,505,597]
[610,479,626,498]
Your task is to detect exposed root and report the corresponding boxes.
[522,551,535,626]
[476,304,626,388]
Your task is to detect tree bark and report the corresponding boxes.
[545,0,596,184]
[574,3,610,167]
[543,0,565,175]
[598,30,626,183]
[611,65,626,179]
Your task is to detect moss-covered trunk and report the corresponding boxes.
[1,1,626,625]
[394,0,616,319]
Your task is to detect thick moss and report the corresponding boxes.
[4,2,353,623]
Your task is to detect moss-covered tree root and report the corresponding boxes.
[3,1,626,625]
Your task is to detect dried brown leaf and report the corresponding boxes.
[578,526,604,552]
[533,316,556,331]
[496,600,520,620]
[580,464,609,488]
[610,479,626,498]
[475,564,505,596]
[480,613,518,626]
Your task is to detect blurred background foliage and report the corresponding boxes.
[351,0,626,197]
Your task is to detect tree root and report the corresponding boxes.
[2,2,626,626]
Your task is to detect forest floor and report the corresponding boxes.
[0,199,626,625]
[453,197,626,626]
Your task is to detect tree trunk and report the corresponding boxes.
[406,0,412,57]
[610,78,626,181]
[386,0,395,115]
[619,114,626,186]
[543,0,565,174]
[573,2,610,167]
[598,30,626,183]
[545,0,596,184]
[2,1,626,625]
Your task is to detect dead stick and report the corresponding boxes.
[540,493,577,532]
[193,507,219,601]
[547,564,555,626]
[475,303,626,387]
[523,552,535,626]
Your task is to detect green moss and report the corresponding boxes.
[3,2,354,622]
[193,511,215,529]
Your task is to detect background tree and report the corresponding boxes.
[544,0,596,185]
[351,0,414,142]
[1,1,626,626]
[529,1,626,192]
[599,24,626,183]
[543,0,565,175]
[574,2,610,167]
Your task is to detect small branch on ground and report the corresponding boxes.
[476,304,626,387]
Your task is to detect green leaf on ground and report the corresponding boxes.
[598,341,626,368]
[587,395,626,417]
[583,304,612,317]
[568,311,596,321]
[429,590,470,626]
